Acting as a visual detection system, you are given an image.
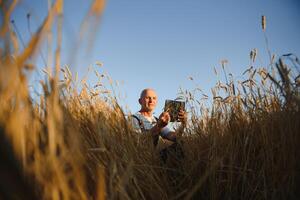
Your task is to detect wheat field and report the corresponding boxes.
[0,1,299,199]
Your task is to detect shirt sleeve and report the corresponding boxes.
[160,126,172,137]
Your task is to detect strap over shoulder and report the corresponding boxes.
[131,114,159,133]
[131,114,145,132]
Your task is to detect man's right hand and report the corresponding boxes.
[157,112,170,128]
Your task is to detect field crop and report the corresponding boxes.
[0,1,299,199]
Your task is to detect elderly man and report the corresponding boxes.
[131,88,186,147]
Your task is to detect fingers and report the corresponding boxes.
[177,110,187,123]
[178,109,185,116]
[157,112,170,128]
[161,112,170,123]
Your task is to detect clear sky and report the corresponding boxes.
[11,0,300,114]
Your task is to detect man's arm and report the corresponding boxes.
[149,112,170,137]
[163,109,187,141]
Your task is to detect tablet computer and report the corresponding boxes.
[164,100,185,122]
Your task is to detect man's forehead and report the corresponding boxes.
[145,90,156,96]
[141,89,157,98]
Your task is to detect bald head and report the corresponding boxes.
[140,88,156,98]
[139,88,157,112]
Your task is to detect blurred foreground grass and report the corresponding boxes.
[0,1,300,199]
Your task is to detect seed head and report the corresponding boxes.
[262,15,266,31]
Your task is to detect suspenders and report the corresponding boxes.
[132,114,159,132]
[131,114,146,132]
[132,114,159,146]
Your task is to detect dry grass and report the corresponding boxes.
[0,1,300,199]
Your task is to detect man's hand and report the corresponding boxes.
[177,109,187,125]
[157,112,170,128]
[174,109,187,137]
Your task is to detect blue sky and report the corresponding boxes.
[11,0,300,114]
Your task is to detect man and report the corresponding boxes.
[131,88,186,147]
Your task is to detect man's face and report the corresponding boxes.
[139,89,157,112]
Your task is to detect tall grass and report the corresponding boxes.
[1,1,300,199]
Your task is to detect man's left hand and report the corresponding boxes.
[178,109,187,124]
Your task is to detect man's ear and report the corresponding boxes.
[138,98,142,105]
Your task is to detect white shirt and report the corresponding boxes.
[131,112,172,137]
